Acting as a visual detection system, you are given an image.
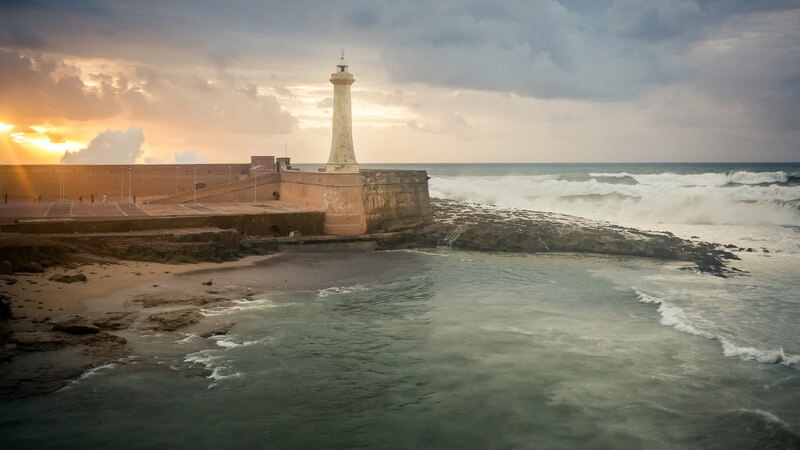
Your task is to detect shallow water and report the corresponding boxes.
[2,251,798,449]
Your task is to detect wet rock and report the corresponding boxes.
[49,273,88,283]
[133,294,229,308]
[91,312,137,330]
[52,321,100,335]
[397,199,741,277]
[22,262,44,273]
[0,331,127,399]
[0,295,11,320]
[199,323,233,338]
[145,309,202,331]
[182,364,212,378]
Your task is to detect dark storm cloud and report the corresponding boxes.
[1,0,798,129]
[0,50,296,134]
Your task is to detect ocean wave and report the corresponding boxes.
[727,171,788,185]
[57,363,119,392]
[200,297,286,316]
[559,193,641,202]
[184,350,241,388]
[317,284,371,298]
[691,408,800,447]
[429,173,800,226]
[210,334,268,349]
[634,289,800,370]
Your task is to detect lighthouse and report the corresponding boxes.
[326,51,359,173]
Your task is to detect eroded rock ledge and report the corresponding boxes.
[393,199,741,277]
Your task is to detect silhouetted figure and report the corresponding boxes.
[91,194,94,203]
[102,194,108,204]
[79,195,83,203]
[4,193,7,204]
[132,193,136,204]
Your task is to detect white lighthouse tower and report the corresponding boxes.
[326,50,359,173]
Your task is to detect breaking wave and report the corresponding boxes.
[317,284,371,298]
[634,289,800,369]
[201,297,289,316]
[430,170,800,226]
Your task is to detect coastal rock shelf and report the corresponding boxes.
[403,199,740,277]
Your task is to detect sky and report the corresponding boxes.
[0,0,798,164]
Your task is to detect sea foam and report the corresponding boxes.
[634,288,800,370]
[430,171,800,226]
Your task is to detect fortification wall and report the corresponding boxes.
[0,211,325,237]
[278,171,367,235]
[361,170,431,232]
[0,164,252,202]
[150,172,280,204]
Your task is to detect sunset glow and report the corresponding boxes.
[0,2,796,164]
[9,128,84,156]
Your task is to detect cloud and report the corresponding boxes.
[61,127,144,164]
[0,50,120,127]
[174,150,209,164]
[2,1,798,103]
[0,1,798,163]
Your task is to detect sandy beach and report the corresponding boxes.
[0,248,416,399]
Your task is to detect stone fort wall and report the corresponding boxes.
[0,164,253,202]
[278,169,430,235]
[0,163,431,236]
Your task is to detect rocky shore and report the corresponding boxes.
[0,198,749,399]
[392,199,742,277]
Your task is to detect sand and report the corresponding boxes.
[0,249,417,399]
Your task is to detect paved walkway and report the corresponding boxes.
[0,201,321,219]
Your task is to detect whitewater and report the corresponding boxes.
[422,163,800,370]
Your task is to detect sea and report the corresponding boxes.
[2,162,800,448]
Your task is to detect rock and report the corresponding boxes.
[52,321,101,335]
[0,261,12,275]
[49,273,88,283]
[0,331,127,399]
[289,231,303,238]
[134,294,229,308]
[0,294,11,320]
[91,312,137,330]
[202,279,213,286]
[145,309,202,331]
[199,323,233,338]
[4,278,16,285]
[22,262,44,273]
[398,199,741,277]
